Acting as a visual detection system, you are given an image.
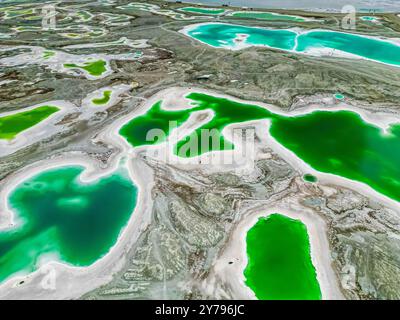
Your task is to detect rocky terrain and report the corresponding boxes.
[1,0,400,300]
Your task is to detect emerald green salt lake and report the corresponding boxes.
[183,23,400,67]
[120,92,400,203]
[0,165,137,282]
[0,105,59,141]
[244,214,321,300]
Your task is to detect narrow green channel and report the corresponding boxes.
[64,60,107,76]
[92,90,112,105]
[244,214,321,300]
[179,7,226,15]
[231,11,306,21]
[119,92,400,202]
[184,23,400,67]
[0,105,59,141]
[0,165,137,282]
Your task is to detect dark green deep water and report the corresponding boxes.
[120,92,400,203]
[0,165,137,282]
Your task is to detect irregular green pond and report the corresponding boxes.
[0,165,137,282]
[64,59,107,76]
[92,90,112,105]
[244,214,321,300]
[179,7,226,15]
[120,92,400,202]
[0,105,59,141]
[230,11,306,22]
[183,23,400,67]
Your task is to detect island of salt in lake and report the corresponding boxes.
[1,0,400,300]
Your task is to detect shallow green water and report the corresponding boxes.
[0,165,137,282]
[64,60,107,76]
[92,90,111,105]
[231,11,306,21]
[179,7,226,15]
[0,105,59,140]
[186,23,296,51]
[184,23,400,67]
[244,214,321,300]
[120,92,400,202]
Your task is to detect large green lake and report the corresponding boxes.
[0,165,137,282]
[244,214,321,300]
[183,23,400,67]
[120,92,400,202]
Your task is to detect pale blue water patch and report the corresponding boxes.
[186,23,297,51]
[184,23,400,67]
[360,16,379,21]
[296,31,400,66]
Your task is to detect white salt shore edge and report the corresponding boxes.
[0,84,132,158]
[0,86,400,299]
[0,101,78,157]
[179,22,400,68]
[207,207,343,300]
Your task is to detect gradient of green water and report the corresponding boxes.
[0,165,137,282]
[119,92,400,202]
[185,23,400,67]
[244,214,321,300]
[0,105,59,140]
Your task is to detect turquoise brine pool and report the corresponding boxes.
[183,23,400,67]
[179,7,226,15]
[0,165,137,282]
[230,11,307,22]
